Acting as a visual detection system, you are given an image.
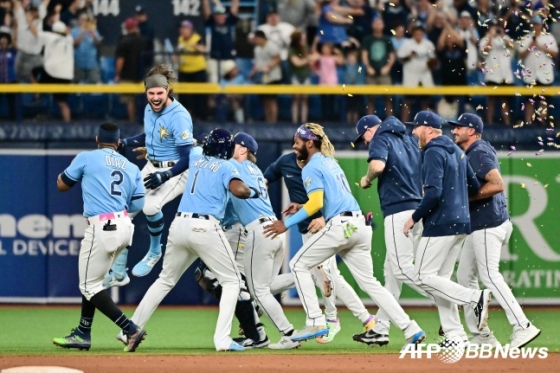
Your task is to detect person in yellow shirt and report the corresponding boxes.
[177,20,208,120]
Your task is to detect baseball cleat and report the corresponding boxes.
[405,330,426,346]
[268,335,301,350]
[233,336,270,349]
[470,333,500,348]
[474,289,492,331]
[290,325,329,342]
[218,341,245,352]
[132,252,162,277]
[510,324,541,349]
[316,265,332,297]
[124,325,147,352]
[102,270,130,289]
[438,325,444,337]
[116,330,127,345]
[53,329,91,351]
[352,330,389,347]
[316,319,341,344]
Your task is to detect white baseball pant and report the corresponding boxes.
[223,222,246,275]
[244,217,294,334]
[290,213,422,339]
[414,234,482,339]
[130,214,243,350]
[374,210,432,335]
[457,220,528,334]
[79,211,134,300]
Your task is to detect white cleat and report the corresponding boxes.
[268,335,301,350]
[510,324,541,349]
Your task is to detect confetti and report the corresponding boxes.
[350,142,355,148]
[544,184,549,188]
[476,105,484,111]
[510,146,517,151]
[521,183,526,189]
[390,29,396,35]
[354,182,360,187]
[320,30,324,35]
[348,15,353,19]
[347,94,353,97]
[527,162,533,167]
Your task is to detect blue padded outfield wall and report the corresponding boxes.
[0,123,558,305]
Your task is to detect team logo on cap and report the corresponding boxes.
[180,130,191,140]
[304,177,312,188]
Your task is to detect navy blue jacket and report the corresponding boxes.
[412,135,480,237]
[263,152,322,234]
[368,116,422,218]
[465,140,509,231]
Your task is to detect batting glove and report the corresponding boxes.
[144,170,172,189]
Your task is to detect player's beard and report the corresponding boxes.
[149,95,169,112]
[295,146,309,162]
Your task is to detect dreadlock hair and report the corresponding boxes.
[304,123,335,158]
[146,64,177,97]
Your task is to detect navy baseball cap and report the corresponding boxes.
[234,132,258,155]
[405,111,443,129]
[354,115,382,143]
[448,113,484,133]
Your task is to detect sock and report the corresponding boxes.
[89,290,133,333]
[146,212,164,255]
[77,295,95,336]
[363,314,374,326]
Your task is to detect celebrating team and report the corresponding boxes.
[52,64,541,353]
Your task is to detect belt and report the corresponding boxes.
[87,210,128,225]
[330,211,362,221]
[176,212,218,222]
[245,216,277,232]
[150,160,177,168]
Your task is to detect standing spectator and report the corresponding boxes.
[0,32,17,120]
[407,0,435,34]
[382,0,409,36]
[312,39,345,121]
[390,23,407,84]
[42,2,61,33]
[343,48,365,124]
[474,0,496,39]
[518,15,558,126]
[60,0,79,28]
[361,17,395,117]
[71,12,101,83]
[397,24,437,122]
[480,20,514,125]
[288,30,311,124]
[35,21,73,122]
[436,18,466,119]
[456,11,480,86]
[13,0,48,83]
[203,0,239,84]
[114,17,144,123]
[317,0,360,48]
[250,30,281,123]
[176,20,207,121]
[0,0,14,32]
[257,10,294,83]
[234,17,254,80]
[218,60,247,123]
[277,0,316,30]
[347,0,374,43]
[501,0,530,41]
[134,5,155,75]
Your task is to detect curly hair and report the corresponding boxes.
[146,64,177,97]
[303,123,335,158]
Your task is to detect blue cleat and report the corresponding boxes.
[290,326,329,342]
[132,252,162,277]
[406,330,426,345]
[218,341,245,351]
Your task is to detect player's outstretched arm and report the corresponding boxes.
[118,133,146,150]
[56,173,72,192]
[229,179,260,199]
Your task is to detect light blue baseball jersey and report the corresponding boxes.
[144,98,194,161]
[178,150,241,220]
[229,159,275,226]
[63,149,145,218]
[222,197,240,227]
[302,153,360,221]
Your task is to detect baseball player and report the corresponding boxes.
[121,128,262,352]
[264,123,426,348]
[355,115,433,346]
[104,64,195,286]
[228,132,300,350]
[264,150,376,343]
[450,113,541,348]
[402,111,490,343]
[52,122,147,353]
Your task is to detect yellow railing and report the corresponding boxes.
[0,83,558,96]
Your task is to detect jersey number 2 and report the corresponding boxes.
[110,170,123,196]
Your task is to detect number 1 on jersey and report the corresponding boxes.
[190,169,200,194]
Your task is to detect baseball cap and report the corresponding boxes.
[405,111,443,129]
[52,21,67,34]
[181,20,193,28]
[531,15,543,24]
[124,17,138,30]
[213,6,227,14]
[460,11,472,18]
[354,115,382,143]
[135,5,146,15]
[254,30,267,39]
[234,132,258,155]
[448,113,484,133]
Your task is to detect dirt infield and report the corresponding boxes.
[1,353,559,373]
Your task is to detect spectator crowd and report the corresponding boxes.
[0,0,559,126]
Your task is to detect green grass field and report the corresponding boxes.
[0,306,557,356]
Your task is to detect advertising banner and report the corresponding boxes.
[282,151,560,306]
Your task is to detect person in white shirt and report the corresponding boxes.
[518,15,559,126]
[257,10,295,83]
[480,20,514,125]
[397,23,437,122]
[13,0,49,82]
[35,21,74,122]
[456,11,480,84]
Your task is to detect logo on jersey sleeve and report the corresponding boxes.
[304,177,312,188]
[180,130,191,140]
[232,168,240,176]
[159,125,171,142]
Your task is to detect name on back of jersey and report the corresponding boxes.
[322,158,338,170]
[193,157,223,172]
[246,163,262,176]
[105,155,126,170]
